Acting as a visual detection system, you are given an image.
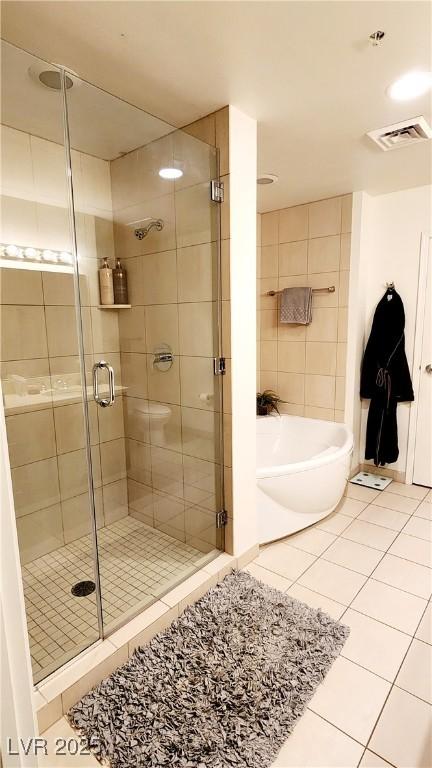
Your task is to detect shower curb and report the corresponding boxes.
[34,546,258,734]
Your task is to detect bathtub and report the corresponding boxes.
[257,415,353,544]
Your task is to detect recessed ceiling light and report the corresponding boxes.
[388,71,432,101]
[159,167,183,179]
[28,64,80,91]
[257,174,278,185]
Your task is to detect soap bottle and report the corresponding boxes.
[113,258,128,305]
[99,257,114,305]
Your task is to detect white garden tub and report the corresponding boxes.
[257,415,353,544]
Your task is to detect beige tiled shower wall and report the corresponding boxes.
[0,127,127,564]
[110,107,231,553]
[257,194,352,421]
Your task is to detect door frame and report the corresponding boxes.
[0,382,38,765]
[406,231,431,485]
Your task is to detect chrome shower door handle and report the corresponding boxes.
[93,360,115,407]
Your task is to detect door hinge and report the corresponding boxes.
[216,509,228,528]
[213,356,226,376]
[210,179,224,203]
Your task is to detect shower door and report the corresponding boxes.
[0,41,102,683]
[65,74,224,635]
[1,38,224,685]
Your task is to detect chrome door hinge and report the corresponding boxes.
[213,356,226,376]
[210,179,224,203]
[216,509,228,528]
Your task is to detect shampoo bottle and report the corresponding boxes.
[99,257,114,305]
[113,258,129,305]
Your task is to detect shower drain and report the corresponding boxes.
[71,580,96,597]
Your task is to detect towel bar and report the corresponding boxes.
[267,285,335,296]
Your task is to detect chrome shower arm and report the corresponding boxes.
[134,219,164,240]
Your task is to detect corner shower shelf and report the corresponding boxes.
[97,304,131,309]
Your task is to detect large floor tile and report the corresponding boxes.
[272,709,363,767]
[369,687,432,768]
[414,501,432,521]
[359,750,397,767]
[39,717,99,767]
[345,484,380,503]
[372,554,432,599]
[351,579,427,635]
[286,583,346,620]
[358,504,410,532]
[396,639,432,703]
[322,538,383,576]
[336,496,369,518]
[386,482,429,500]
[341,609,412,681]
[373,492,420,514]
[255,541,315,580]
[403,517,432,542]
[308,656,391,745]
[298,559,367,605]
[389,533,432,568]
[317,512,352,535]
[244,562,292,592]
[286,526,336,556]
[415,603,432,645]
[341,520,398,552]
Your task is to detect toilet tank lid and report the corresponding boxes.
[141,402,171,416]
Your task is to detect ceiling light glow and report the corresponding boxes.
[388,71,432,101]
[159,167,183,180]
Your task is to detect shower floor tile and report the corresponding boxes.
[23,516,213,683]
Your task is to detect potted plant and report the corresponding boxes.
[256,390,283,416]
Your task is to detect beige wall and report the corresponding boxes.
[257,194,352,422]
[0,127,127,563]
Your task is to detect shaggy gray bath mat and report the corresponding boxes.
[68,570,349,767]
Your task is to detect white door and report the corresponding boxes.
[413,237,432,488]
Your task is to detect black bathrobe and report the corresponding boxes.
[360,288,414,466]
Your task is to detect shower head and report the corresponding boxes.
[131,218,164,240]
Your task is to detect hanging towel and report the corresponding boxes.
[280,287,313,324]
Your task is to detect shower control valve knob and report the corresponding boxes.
[425,364,432,374]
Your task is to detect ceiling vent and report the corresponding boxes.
[367,116,432,151]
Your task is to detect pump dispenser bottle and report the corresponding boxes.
[99,257,114,305]
[113,258,128,305]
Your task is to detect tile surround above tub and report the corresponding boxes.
[258,194,352,419]
[279,204,308,243]
[278,241,307,277]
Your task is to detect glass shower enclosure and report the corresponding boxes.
[0,40,224,683]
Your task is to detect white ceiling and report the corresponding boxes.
[2,1,432,211]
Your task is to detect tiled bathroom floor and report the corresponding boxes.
[23,517,211,683]
[253,481,431,768]
[39,482,431,768]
